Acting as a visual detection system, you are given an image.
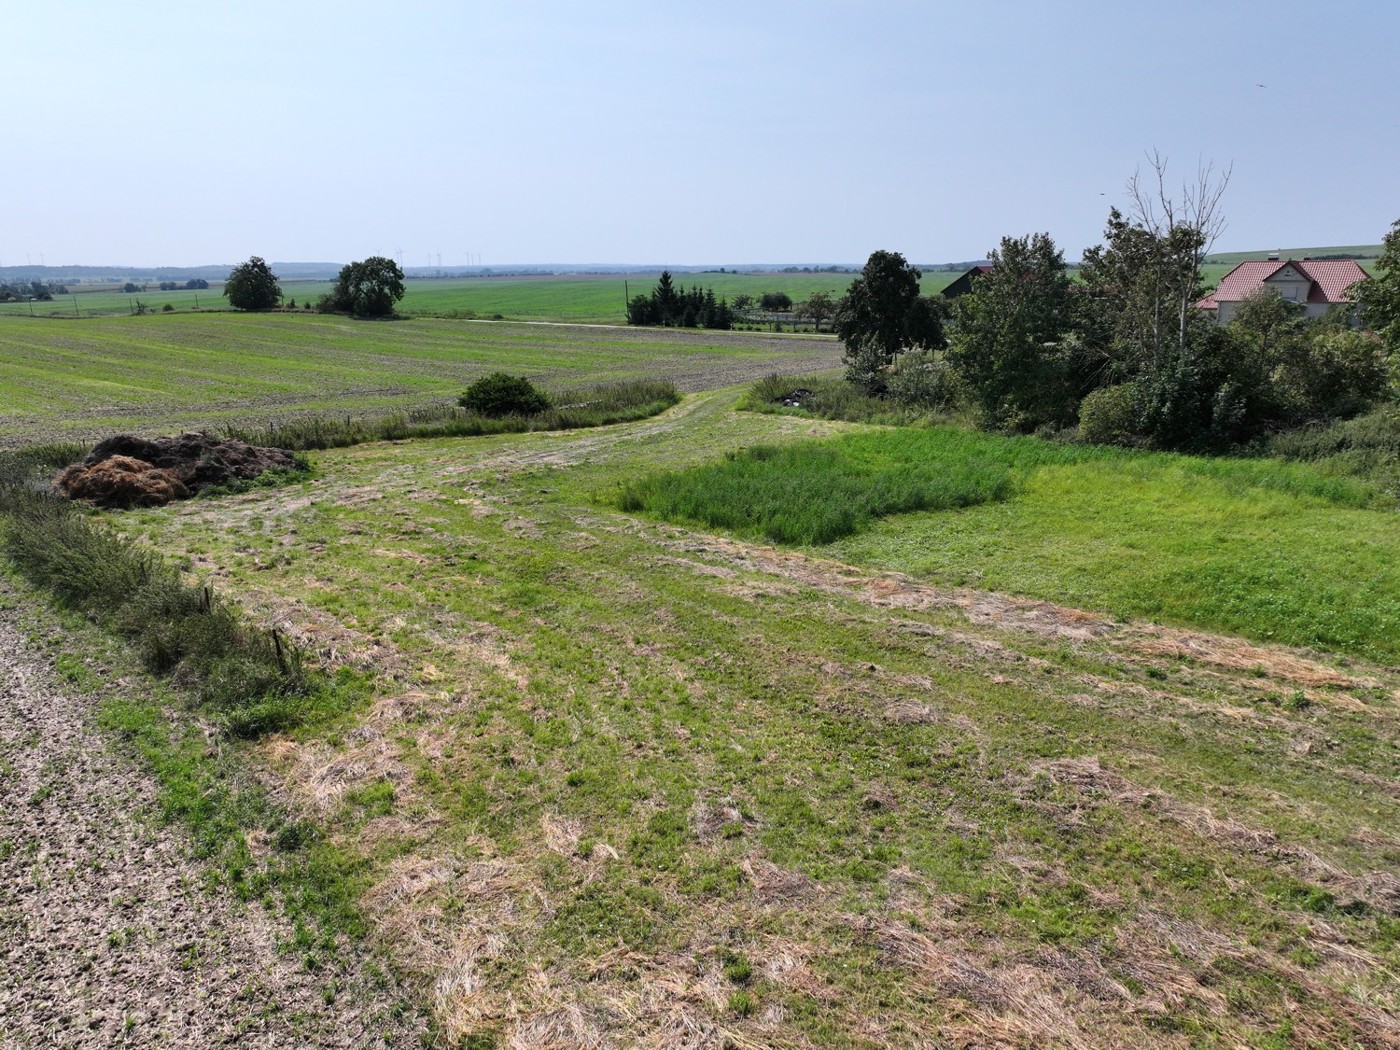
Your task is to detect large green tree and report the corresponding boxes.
[1353,217,1400,354]
[223,256,281,310]
[833,250,946,394]
[946,232,1082,431]
[321,256,406,318]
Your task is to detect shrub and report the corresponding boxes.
[888,349,959,409]
[458,373,552,417]
[1078,383,1140,446]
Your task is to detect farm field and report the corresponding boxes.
[1,272,896,324]
[5,248,1380,323]
[0,313,841,446]
[102,386,1400,1047]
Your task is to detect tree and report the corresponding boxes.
[1079,154,1230,377]
[946,233,1082,431]
[800,290,837,332]
[833,250,946,395]
[1353,217,1400,354]
[759,291,793,312]
[223,256,282,310]
[320,256,405,318]
[731,293,754,313]
[626,271,733,329]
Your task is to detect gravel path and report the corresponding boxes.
[0,586,420,1047]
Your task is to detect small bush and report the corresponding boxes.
[458,373,552,417]
[887,349,959,409]
[738,373,943,426]
[1078,383,1140,446]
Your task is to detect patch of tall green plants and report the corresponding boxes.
[617,430,1017,544]
[0,451,312,736]
[220,378,680,452]
[618,424,1386,547]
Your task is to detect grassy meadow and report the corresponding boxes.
[0,312,841,446]
[80,383,1400,1047]
[622,424,1399,662]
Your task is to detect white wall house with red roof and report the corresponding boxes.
[1195,258,1369,324]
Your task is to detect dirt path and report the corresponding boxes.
[0,584,421,1048]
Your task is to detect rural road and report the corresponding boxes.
[0,583,418,1048]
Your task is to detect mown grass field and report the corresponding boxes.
[0,313,841,446]
[99,385,1400,1047]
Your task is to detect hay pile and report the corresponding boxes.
[56,433,299,509]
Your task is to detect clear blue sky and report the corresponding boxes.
[3,0,1396,267]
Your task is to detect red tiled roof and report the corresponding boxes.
[1205,257,1369,307]
[1296,258,1370,302]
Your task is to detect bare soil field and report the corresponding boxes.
[0,579,425,1047]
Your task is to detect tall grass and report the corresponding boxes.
[0,452,309,735]
[1263,405,1400,497]
[618,432,1016,544]
[617,426,1387,547]
[739,373,944,426]
[219,378,680,452]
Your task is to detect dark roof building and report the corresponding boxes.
[940,265,993,298]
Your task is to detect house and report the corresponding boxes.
[940,264,992,298]
[1195,256,1369,324]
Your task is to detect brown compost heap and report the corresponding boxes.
[55,433,299,509]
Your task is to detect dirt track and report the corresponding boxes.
[0,581,421,1048]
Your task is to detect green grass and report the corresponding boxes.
[0,312,840,445]
[617,430,1016,544]
[0,272,963,323]
[1203,244,1383,266]
[110,388,1400,1044]
[622,423,1398,659]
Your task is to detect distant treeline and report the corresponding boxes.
[0,281,68,302]
[627,272,735,329]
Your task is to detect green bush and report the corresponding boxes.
[738,373,942,426]
[458,373,552,417]
[888,349,959,409]
[1078,383,1140,446]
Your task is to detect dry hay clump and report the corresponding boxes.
[55,432,299,508]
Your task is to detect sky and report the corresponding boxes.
[3,0,1397,268]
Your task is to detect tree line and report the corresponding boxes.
[626,272,735,329]
[832,160,1396,452]
[0,281,68,302]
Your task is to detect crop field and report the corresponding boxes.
[79,383,1400,1047]
[0,313,842,446]
[0,272,964,324]
[4,245,1379,324]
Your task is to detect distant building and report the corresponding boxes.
[1195,257,1369,324]
[940,264,993,298]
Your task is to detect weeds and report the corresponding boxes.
[617,432,1016,544]
[218,379,680,453]
[740,372,946,426]
[0,453,310,729]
